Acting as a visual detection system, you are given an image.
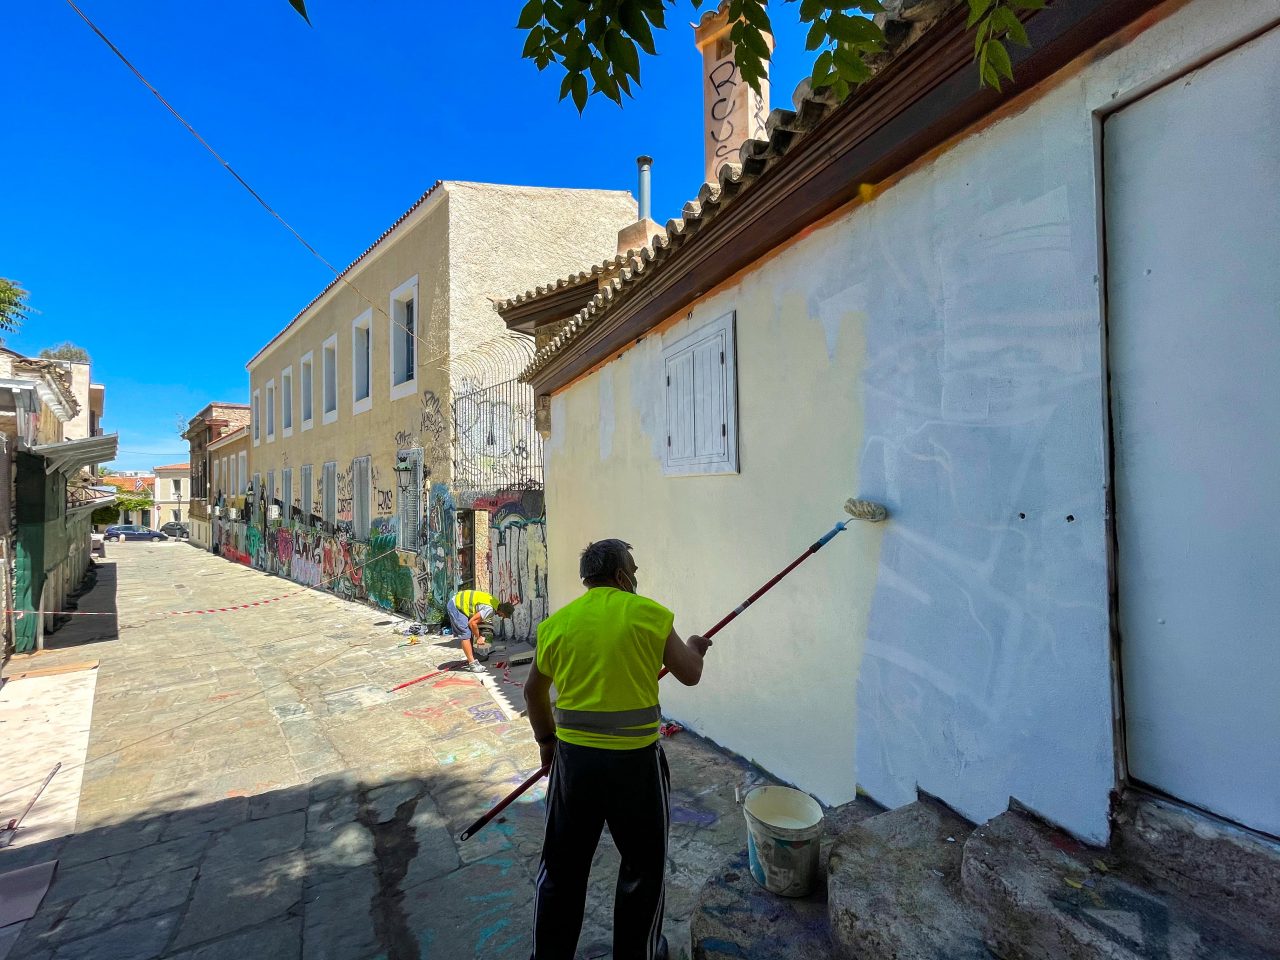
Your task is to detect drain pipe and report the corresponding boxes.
[637,155,653,221]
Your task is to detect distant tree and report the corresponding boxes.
[92,504,121,526]
[1,277,34,339]
[116,492,153,513]
[39,341,91,363]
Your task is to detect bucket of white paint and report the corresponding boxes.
[742,785,824,897]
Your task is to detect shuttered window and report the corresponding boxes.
[395,448,423,550]
[662,310,738,476]
[353,456,371,540]
[322,461,337,525]
[300,465,313,524]
[281,468,292,522]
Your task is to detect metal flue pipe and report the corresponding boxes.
[636,155,653,222]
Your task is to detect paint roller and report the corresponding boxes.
[458,496,889,842]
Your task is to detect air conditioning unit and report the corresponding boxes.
[267,505,281,521]
[212,506,222,517]
[227,508,239,520]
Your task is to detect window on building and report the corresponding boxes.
[282,467,292,522]
[252,390,261,444]
[253,472,262,504]
[395,448,423,550]
[662,310,739,476]
[352,310,373,413]
[390,276,418,399]
[266,379,276,440]
[213,460,220,497]
[322,336,338,423]
[352,456,371,540]
[300,352,314,427]
[172,478,182,498]
[267,470,276,509]
[300,464,313,523]
[282,366,294,435]
[322,461,337,525]
[239,453,247,494]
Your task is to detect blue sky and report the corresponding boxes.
[3,1,812,471]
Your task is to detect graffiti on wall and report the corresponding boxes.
[473,490,548,642]
[427,483,455,613]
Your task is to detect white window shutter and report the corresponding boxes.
[662,311,738,476]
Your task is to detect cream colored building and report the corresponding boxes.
[243,180,637,620]
[152,462,190,528]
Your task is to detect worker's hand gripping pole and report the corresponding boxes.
[458,498,888,842]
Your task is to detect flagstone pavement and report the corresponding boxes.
[0,543,775,960]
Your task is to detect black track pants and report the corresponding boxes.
[530,740,670,960]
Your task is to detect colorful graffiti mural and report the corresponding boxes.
[472,490,548,642]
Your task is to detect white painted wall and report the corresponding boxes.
[1107,26,1280,837]
[543,0,1280,842]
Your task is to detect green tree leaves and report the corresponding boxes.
[280,1,1040,110]
[0,278,33,334]
[970,0,1038,91]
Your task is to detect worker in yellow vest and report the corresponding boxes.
[522,539,711,960]
[448,589,515,673]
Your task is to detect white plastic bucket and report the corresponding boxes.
[742,785,824,897]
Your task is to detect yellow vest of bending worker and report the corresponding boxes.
[454,590,499,618]
[536,587,673,750]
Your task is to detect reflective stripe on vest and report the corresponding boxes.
[553,705,661,738]
[456,590,498,617]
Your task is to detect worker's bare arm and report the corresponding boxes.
[663,629,711,686]
[523,663,557,768]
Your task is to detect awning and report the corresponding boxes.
[31,433,119,475]
[67,484,117,516]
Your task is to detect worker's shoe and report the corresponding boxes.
[463,660,487,674]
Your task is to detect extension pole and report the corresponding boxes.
[459,500,886,842]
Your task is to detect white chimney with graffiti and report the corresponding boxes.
[694,1,772,185]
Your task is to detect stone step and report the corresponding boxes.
[962,809,1276,960]
[827,798,993,960]
[690,796,880,960]
[1113,791,1280,952]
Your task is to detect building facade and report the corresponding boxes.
[152,463,190,529]
[1,348,116,655]
[499,0,1280,844]
[184,402,250,547]
[235,181,637,630]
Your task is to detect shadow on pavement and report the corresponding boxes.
[41,560,119,652]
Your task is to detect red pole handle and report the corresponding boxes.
[458,521,849,840]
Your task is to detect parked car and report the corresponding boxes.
[160,522,190,539]
[90,531,106,558]
[104,524,167,542]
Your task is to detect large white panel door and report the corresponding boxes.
[1106,28,1280,836]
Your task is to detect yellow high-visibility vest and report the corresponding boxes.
[454,590,499,618]
[535,587,674,750]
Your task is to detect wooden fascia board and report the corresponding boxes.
[528,0,1163,398]
[499,281,601,334]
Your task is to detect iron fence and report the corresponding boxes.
[452,375,543,500]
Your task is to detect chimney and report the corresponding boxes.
[694,1,772,185]
[615,155,665,257]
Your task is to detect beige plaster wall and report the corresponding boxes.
[61,362,93,441]
[445,183,636,391]
[248,187,454,520]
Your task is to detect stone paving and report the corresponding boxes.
[0,544,773,960]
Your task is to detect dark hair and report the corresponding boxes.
[580,539,632,583]
[496,602,516,616]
